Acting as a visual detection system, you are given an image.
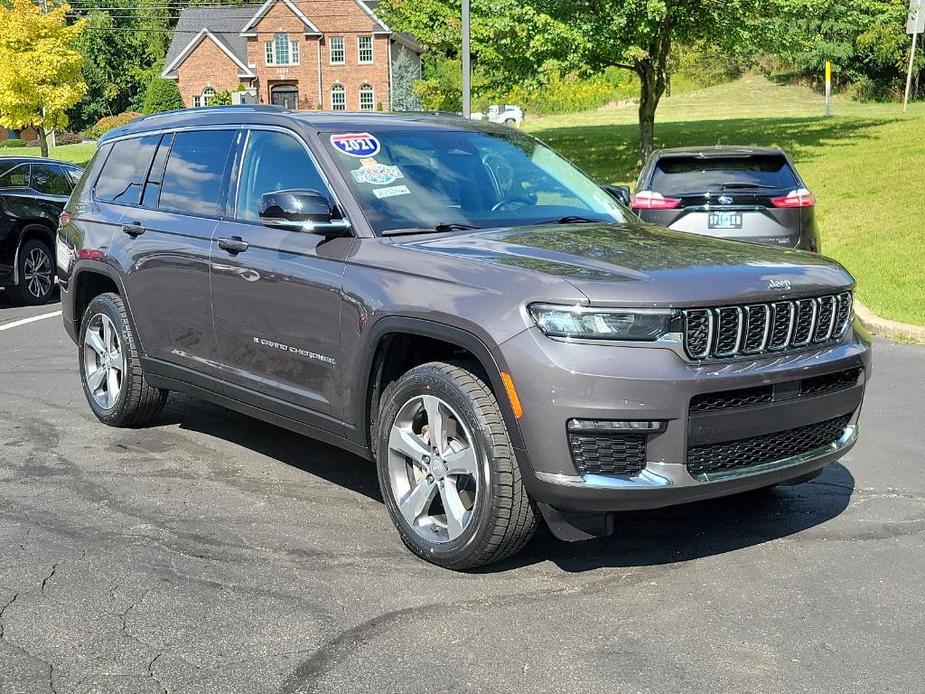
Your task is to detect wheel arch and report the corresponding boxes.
[68,261,143,351]
[358,316,526,455]
[12,222,55,286]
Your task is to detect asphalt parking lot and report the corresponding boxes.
[1,294,923,694]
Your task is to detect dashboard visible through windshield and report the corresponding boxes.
[322,128,628,234]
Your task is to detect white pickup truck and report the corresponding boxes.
[470,104,523,127]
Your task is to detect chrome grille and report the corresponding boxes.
[682,292,852,360]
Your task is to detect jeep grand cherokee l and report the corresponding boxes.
[57,108,870,569]
[632,147,820,252]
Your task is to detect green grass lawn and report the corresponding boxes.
[12,142,98,168]
[526,76,925,326]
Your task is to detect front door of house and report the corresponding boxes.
[271,84,299,109]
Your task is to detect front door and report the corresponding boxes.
[210,127,351,417]
[271,85,299,109]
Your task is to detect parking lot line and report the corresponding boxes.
[0,310,63,331]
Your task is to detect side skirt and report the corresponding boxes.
[141,357,372,461]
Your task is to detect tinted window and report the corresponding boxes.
[649,155,798,195]
[0,163,29,188]
[31,164,72,195]
[159,130,235,217]
[95,135,160,205]
[236,130,328,222]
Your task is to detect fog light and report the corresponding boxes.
[567,419,666,433]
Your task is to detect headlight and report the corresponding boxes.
[528,304,679,341]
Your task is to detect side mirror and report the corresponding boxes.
[603,184,631,207]
[258,189,350,235]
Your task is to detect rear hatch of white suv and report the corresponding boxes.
[631,148,819,252]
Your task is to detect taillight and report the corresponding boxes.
[77,248,105,260]
[630,191,681,210]
[58,210,71,228]
[771,188,815,208]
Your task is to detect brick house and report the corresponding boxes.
[161,0,422,112]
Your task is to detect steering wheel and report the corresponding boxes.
[490,195,535,212]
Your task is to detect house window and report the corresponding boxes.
[265,32,299,65]
[331,84,346,111]
[359,84,374,111]
[329,36,345,65]
[193,87,215,108]
[358,35,373,64]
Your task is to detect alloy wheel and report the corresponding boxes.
[387,394,482,543]
[83,313,125,409]
[23,246,53,300]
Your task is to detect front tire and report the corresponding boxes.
[376,361,536,569]
[78,292,168,427]
[11,238,55,305]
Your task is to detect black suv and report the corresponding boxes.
[1,156,83,304]
[632,147,820,252]
[58,108,869,569]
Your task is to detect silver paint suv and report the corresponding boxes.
[58,108,870,569]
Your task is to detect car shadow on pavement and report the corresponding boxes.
[162,394,855,574]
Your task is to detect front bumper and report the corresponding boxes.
[502,321,871,514]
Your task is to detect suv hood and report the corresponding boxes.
[399,222,853,306]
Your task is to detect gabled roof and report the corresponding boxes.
[162,8,258,79]
[240,0,321,36]
[161,1,417,80]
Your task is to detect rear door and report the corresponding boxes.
[635,153,806,247]
[210,127,352,417]
[106,128,238,377]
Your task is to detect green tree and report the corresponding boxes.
[391,48,424,111]
[143,78,184,114]
[210,90,233,106]
[0,0,88,157]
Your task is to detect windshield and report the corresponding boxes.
[322,129,628,233]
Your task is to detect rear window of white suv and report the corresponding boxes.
[650,155,798,195]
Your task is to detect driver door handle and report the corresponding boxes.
[121,222,145,238]
[218,236,249,254]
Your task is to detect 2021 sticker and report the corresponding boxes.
[330,132,381,158]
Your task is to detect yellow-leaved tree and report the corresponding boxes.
[0,0,87,157]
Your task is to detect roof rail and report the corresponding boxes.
[136,104,288,123]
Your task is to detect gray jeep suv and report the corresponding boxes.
[58,107,870,569]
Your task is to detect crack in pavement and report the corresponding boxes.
[0,591,18,638]
[147,653,167,694]
[280,566,675,694]
[40,563,57,594]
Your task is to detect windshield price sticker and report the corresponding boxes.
[330,132,381,158]
[351,161,405,186]
[373,185,411,199]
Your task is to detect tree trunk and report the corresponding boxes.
[635,20,673,166]
[38,127,49,158]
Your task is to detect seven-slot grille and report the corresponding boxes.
[683,292,852,360]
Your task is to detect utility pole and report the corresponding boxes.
[462,0,471,118]
[904,0,923,112]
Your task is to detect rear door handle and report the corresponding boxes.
[218,236,249,254]
[121,222,145,237]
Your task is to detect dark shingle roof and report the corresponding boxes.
[163,6,260,76]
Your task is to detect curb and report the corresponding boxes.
[855,300,925,344]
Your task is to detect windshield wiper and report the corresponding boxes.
[541,215,607,225]
[382,222,481,237]
[719,182,776,190]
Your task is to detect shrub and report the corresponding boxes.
[143,78,184,114]
[0,138,27,148]
[89,112,142,139]
[54,131,82,145]
[210,90,232,106]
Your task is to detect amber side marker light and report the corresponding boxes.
[500,371,523,419]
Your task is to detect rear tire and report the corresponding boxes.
[376,361,536,570]
[78,292,168,427]
[10,238,55,305]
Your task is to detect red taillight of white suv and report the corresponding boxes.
[630,190,681,210]
[771,188,815,208]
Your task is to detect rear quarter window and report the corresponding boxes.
[94,135,160,205]
[649,155,798,195]
[158,130,235,217]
